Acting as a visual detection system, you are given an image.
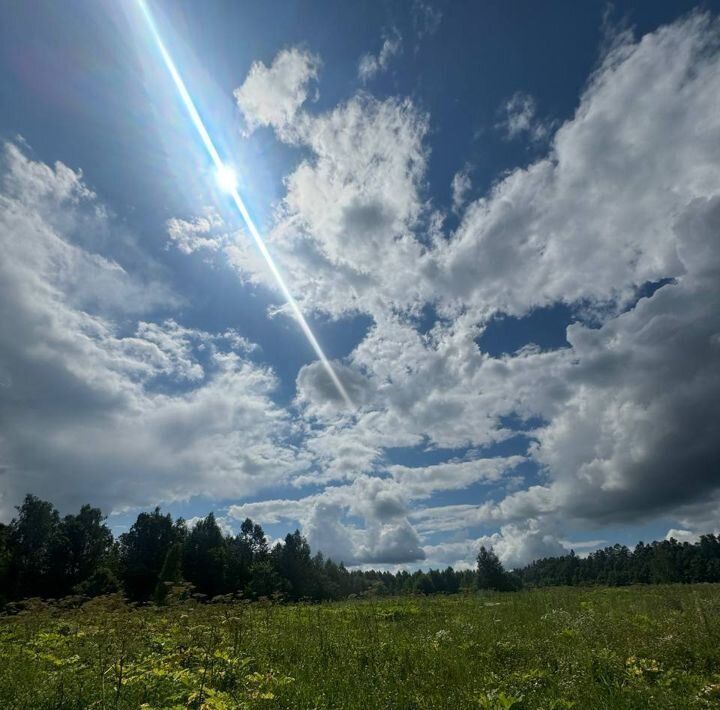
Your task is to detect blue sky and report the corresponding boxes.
[1,0,719,568]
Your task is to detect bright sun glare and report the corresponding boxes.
[137,0,354,408]
[215,164,237,193]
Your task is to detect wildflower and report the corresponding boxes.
[626,656,662,679]
[699,683,720,701]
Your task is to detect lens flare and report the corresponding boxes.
[215,164,237,193]
[135,0,353,409]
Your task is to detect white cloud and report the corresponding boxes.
[228,456,520,566]
[303,501,361,563]
[440,14,720,316]
[229,475,428,565]
[296,359,377,413]
[224,15,720,332]
[169,14,720,568]
[497,92,550,142]
[503,195,720,525]
[665,529,701,544]
[412,1,442,41]
[385,15,720,542]
[423,519,568,569]
[388,456,524,499]
[451,167,471,212]
[221,91,433,319]
[186,514,236,536]
[234,47,320,134]
[166,211,231,255]
[297,312,559,458]
[358,30,402,83]
[0,142,309,519]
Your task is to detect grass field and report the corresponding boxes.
[1,585,720,709]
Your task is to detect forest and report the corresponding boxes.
[2,494,720,607]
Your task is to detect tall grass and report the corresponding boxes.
[2,585,720,708]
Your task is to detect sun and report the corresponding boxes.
[215,163,237,193]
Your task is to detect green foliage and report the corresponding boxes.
[74,565,120,597]
[517,537,720,588]
[183,513,227,598]
[60,504,115,593]
[8,495,62,598]
[5,493,720,610]
[2,586,720,708]
[155,542,184,605]
[0,522,10,606]
[119,507,185,602]
[273,530,313,601]
[477,546,517,592]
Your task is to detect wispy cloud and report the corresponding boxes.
[358,30,402,83]
[496,91,551,142]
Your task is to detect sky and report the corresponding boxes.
[1,0,719,569]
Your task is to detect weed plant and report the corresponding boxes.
[1,585,720,708]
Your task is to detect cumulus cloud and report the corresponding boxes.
[423,520,568,570]
[388,457,524,499]
[440,15,720,316]
[225,16,720,324]
[228,476,426,565]
[524,197,720,523]
[296,359,377,413]
[13,9,719,569]
[223,84,434,320]
[415,191,720,535]
[297,312,556,457]
[0,142,309,518]
[186,514,236,536]
[166,211,232,255]
[234,47,320,133]
[665,529,701,544]
[290,15,720,554]
[229,455,520,566]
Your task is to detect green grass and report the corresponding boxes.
[2,585,720,708]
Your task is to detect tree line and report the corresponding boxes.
[1,494,719,607]
[0,495,478,606]
[515,537,720,587]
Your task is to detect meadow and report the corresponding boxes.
[1,585,720,709]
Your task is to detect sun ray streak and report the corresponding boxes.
[135,0,353,408]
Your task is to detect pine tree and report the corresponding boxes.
[477,546,513,591]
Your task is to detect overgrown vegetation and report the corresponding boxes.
[3,495,720,707]
[2,586,720,708]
